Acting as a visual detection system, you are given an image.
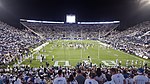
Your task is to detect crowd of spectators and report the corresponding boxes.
[23,22,118,40]
[0,21,44,65]
[101,21,150,59]
[0,62,149,84]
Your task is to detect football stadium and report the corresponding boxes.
[0,0,150,84]
[18,19,150,68]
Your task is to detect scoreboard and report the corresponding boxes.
[66,14,76,23]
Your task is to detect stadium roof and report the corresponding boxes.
[20,19,120,24]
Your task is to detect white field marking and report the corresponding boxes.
[54,61,71,67]
[33,42,49,52]
[54,58,99,60]
[102,60,116,66]
[107,51,111,53]
[64,61,70,66]
[114,54,118,57]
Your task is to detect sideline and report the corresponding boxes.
[32,42,50,56]
[97,41,111,47]
[33,42,49,52]
[14,42,50,67]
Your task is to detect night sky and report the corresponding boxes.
[0,0,150,29]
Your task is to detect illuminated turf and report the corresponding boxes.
[21,40,150,67]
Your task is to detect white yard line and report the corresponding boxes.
[54,61,71,67]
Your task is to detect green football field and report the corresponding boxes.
[21,40,150,67]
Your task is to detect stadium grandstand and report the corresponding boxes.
[0,0,150,84]
[0,18,149,83]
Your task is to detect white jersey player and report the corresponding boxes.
[135,60,138,65]
[126,60,129,67]
[131,60,134,66]
[40,56,42,63]
[116,59,119,66]
[52,55,54,61]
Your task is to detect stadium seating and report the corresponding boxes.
[0,21,44,64]
[101,21,150,59]
[0,20,149,83]
[0,62,149,84]
[23,22,119,40]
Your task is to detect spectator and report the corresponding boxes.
[14,76,22,84]
[84,72,98,84]
[104,73,115,84]
[126,74,134,84]
[133,68,149,84]
[75,69,85,84]
[110,68,126,84]
[95,68,107,84]
[67,74,78,84]
[53,69,67,84]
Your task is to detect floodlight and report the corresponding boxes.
[139,0,150,7]
[66,14,76,23]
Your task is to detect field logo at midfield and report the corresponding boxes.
[54,61,71,67]
[102,60,117,66]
